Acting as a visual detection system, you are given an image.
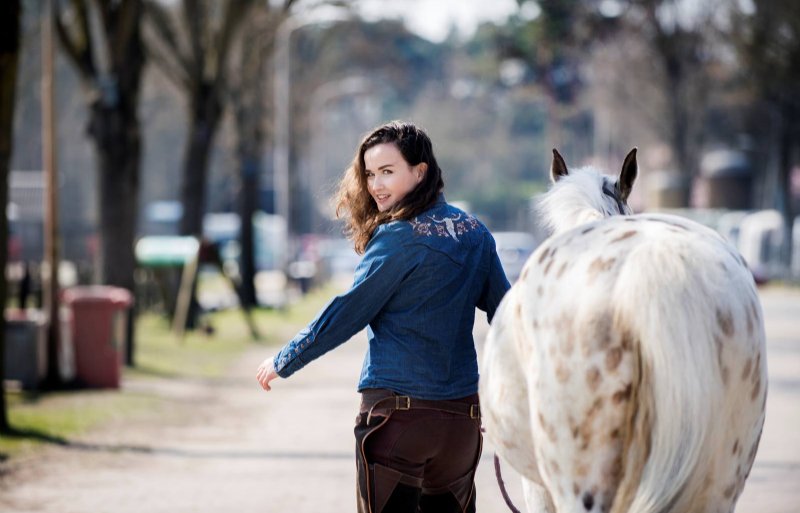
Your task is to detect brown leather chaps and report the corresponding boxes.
[355,388,482,513]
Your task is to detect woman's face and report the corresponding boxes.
[363,142,426,212]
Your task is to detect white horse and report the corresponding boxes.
[481,149,767,513]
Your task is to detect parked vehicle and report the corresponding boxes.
[493,231,539,283]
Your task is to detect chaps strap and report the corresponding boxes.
[367,395,480,424]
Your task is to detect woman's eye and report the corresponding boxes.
[383,169,393,174]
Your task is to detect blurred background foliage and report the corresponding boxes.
[5,0,800,282]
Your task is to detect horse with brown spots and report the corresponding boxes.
[481,149,767,513]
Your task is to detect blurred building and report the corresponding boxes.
[698,149,753,209]
[8,170,44,263]
[646,171,692,209]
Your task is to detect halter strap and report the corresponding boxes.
[602,182,628,215]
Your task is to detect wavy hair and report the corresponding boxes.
[336,121,444,254]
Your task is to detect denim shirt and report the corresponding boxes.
[273,195,511,400]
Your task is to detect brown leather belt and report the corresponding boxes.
[367,395,480,424]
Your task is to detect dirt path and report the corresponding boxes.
[1,288,797,512]
[0,337,364,513]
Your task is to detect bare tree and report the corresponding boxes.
[509,1,718,204]
[227,1,295,308]
[502,1,622,161]
[730,0,800,268]
[625,0,719,204]
[0,0,22,432]
[143,0,252,238]
[55,0,145,364]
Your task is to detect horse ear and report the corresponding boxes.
[551,149,569,182]
[618,148,638,202]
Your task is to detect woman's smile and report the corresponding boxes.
[364,143,424,212]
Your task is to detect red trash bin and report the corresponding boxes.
[62,286,133,388]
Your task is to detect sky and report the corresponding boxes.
[356,0,521,42]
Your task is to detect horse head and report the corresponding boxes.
[538,148,639,236]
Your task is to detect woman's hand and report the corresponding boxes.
[256,356,279,391]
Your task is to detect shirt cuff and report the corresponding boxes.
[273,328,314,378]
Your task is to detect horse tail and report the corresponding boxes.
[610,237,722,513]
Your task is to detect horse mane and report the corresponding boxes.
[536,166,612,235]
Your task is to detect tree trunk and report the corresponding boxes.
[177,89,222,330]
[53,1,144,365]
[89,100,141,365]
[232,6,276,310]
[663,53,696,207]
[237,154,259,307]
[91,104,139,292]
[85,0,145,366]
[0,0,21,433]
[179,89,222,237]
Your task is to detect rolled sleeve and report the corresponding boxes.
[273,226,416,378]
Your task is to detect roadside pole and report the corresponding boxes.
[42,0,62,386]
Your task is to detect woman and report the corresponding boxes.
[256,121,510,513]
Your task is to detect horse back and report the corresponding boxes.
[502,213,767,513]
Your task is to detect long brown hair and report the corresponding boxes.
[336,121,444,254]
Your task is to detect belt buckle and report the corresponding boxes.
[396,396,411,410]
[470,404,480,419]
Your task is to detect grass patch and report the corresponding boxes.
[1,390,160,456]
[250,283,344,345]
[130,282,341,379]
[1,282,343,458]
[129,311,253,380]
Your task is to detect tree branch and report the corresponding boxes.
[143,36,192,91]
[107,0,141,68]
[72,0,94,50]
[182,0,205,83]
[93,0,112,33]
[143,0,193,82]
[54,0,96,79]
[217,0,251,65]
[211,0,252,93]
